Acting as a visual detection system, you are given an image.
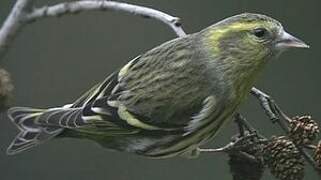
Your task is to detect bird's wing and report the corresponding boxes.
[74,54,191,132]
[71,71,119,108]
[103,36,216,130]
[90,37,217,132]
[33,70,140,135]
[55,36,217,133]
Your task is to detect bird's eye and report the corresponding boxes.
[253,28,268,38]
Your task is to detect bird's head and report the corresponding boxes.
[203,13,309,64]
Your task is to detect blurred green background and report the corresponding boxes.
[0,0,320,180]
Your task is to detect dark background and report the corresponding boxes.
[0,0,320,180]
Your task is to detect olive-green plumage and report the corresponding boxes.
[7,13,308,158]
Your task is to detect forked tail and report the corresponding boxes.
[7,107,64,155]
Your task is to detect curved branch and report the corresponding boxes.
[25,1,186,37]
[0,0,34,60]
[0,0,186,61]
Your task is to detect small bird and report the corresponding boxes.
[7,13,309,158]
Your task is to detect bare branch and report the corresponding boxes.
[25,1,186,37]
[0,0,186,61]
[0,0,34,60]
[250,87,289,132]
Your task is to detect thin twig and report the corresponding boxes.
[0,0,34,60]
[236,151,260,163]
[299,148,321,174]
[234,113,267,140]
[0,0,187,62]
[25,1,187,37]
[235,113,256,133]
[199,133,259,153]
[250,87,289,132]
[234,113,245,137]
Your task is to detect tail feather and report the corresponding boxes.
[7,107,63,155]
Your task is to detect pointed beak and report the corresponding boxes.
[275,31,309,49]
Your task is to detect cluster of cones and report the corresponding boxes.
[229,115,321,180]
